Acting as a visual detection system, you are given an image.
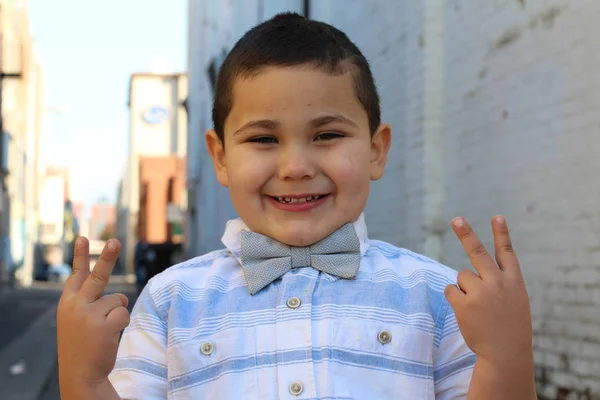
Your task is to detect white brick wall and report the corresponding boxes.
[187,0,600,397]
[437,1,600,398]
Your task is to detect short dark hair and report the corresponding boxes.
[211,12,381,143]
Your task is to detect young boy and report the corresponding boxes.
[57,12,536,399]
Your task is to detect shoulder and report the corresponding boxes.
[365,239,459,285]
[361,240,460,329]
[360,239,460,320]
[144,248,242,306]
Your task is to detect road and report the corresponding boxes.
[0,279,137,400]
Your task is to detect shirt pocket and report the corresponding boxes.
[329,317,435,399]
[167,327,260,399]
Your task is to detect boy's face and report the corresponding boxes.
[207,66,391,246]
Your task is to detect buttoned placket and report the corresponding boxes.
[275,267,318,399]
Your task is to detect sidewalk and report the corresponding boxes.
[0,279,137,400]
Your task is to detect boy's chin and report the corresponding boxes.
[278,235,322,247]
[270,223,342,247]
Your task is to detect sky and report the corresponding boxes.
[28,0,187,213]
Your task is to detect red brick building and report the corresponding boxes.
[137,156,185,244]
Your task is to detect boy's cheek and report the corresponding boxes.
[329,153,370,185]
[229,166,268,194]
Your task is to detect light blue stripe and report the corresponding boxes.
[162,278,447,328]
[114,357,168,380]
[169,347,434,392]
[168,250,231,271]
[131,285,168,336]
[165,304,434,334]
[434,353,477,382]
[368,241,456,270]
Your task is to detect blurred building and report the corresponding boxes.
[38,170,67,253]
[116,72,187,274]
[71,201,85,221]
[44,166,70,201]
[37,166,74,278]
[0,0,45,288]
[88,199,116,241]
[77,216,89,239]
[186,0,600,397]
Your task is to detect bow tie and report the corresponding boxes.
[240,223,361,295]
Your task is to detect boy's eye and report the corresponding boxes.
[315,132,344,141]
[248,136,278,144]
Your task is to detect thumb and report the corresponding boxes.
[444,283,464,310]
[116,293,129,308]
[106,306,131,333]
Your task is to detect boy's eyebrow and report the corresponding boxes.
[233,113,358,136]
[233,119,280,136]
[311,113,358,128]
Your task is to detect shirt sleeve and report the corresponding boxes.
[433,297,476,399]
[109,280,168,399]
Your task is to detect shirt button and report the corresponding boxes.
[289,381,303,396]
[378,330,392,344]
[286,297,301,309]
[200,342,214,355]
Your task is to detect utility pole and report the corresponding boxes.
[303,0,310,19]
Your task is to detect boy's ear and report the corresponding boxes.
[205,129,229,187]
[370,123,391,181]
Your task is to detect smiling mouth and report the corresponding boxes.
[269,194,328,204]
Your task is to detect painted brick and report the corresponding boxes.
[187,0,600,396]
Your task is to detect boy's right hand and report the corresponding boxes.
[57,237,130,399]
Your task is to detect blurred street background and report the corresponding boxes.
[0,0,598,399]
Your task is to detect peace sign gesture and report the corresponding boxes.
[446,216,537,399]
[57,237,130,399]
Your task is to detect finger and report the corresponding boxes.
[452,217,498,278]
[444,283,465,309]
[491,215,521,275]
[106,306,131,333]
[64,237,90,293]
[79,239,121,302]
[94,293,129,316]
[457,269,481,294]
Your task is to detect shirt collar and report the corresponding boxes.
[221,213,370,265]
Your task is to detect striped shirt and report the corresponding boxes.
[109,214,475,399]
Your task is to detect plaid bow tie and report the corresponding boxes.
[240,223,361,295]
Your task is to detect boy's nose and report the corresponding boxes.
[277,146,317,181]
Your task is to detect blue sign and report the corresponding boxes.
[142,106,169,124]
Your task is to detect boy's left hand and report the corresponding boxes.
[444,215,533,366]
